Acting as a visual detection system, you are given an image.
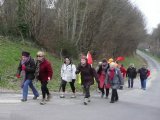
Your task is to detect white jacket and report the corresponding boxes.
[61,64,76,82]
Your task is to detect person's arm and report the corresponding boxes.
[72,64,77,80]
[47,62,53,80]
[75,64,81,74]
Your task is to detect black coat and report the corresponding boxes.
[138,68,149,80]
[17,57,36,80]
[76,64,98,86]
[126,67,137,78]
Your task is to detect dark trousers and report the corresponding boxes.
[83,85,90,98]
[128,77,134,88]
[111,89,118,102]
[100,87,110,97]
[41,81,50,99]
[61,80,75,93]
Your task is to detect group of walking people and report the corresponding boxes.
[17,51,53,105]
[16,51,150,105]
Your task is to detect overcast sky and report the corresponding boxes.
[130,0,160,33]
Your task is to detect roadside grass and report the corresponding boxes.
[0,36,146,93]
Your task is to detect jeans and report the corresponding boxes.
[23,79,39,100]
[140,79,147,90]
[128,77,134,88]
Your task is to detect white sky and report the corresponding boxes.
[130,0,160,33]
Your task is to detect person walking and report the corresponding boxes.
[35,51,53,105]
[76,56,99,105]
[16,51,39,102]
[60,57,76,98]
[126,63,137,88]
[96,59,110,98]
[105,62,124,103]
[137,64,150,90]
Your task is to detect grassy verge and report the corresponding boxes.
[0,36,146,92]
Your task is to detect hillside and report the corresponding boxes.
[0,36,62,91]
[0,36,145,92]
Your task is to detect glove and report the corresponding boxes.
[16,74,20,78]
[22,65,26,70]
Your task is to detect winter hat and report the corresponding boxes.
[102,59,107,63]
[22,51,30,57]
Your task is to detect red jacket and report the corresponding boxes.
[120,66,126,78]
[38,59,53,82]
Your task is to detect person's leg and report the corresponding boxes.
[69,80,76,98]
[84,85,90,105]
[105,88,109,98]
[143,79,147,90]
[60,80,67,98]
[99,87,105,98]
[131,78,134,88]
[115,89,119,101]
[29,81,39,99]
[41,82,47,100]
[128,78,131,88]
[22,80,30,101]
[140,79,143,89]
[110,89,116,103]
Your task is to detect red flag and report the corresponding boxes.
[116,56,125,61]
[87,51,93,65]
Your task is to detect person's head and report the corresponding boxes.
[108,58,114,64]
[64,57,72,65]
[142,64,147,68]
[37,51,45,62]
[129,63,134,67]
[102,59,107,68]
[110,62,116,70]
[21,51,30,62]
[81,56,87,66]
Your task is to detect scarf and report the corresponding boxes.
[34,60,41,81]
[109,69,115,81]
[20,57,30,88]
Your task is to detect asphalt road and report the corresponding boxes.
[0,50,160,120]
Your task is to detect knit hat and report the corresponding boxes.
[22,51,30,57]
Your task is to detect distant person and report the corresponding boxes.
[105,62,124,103]
[35,51,53,105]
[16,51,39,102]
[126,63,137,88]
[137,64,150,90]
[76,56,99,105]
[60,57,76,98]
[120,64,127,79]
[96,59,110,98]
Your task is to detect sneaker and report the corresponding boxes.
[105,96,109,99]
[33,96,39,100]
[84,98,88,105]
[101,93,104,98]
[40,99,46,105]
[110,101,114,103]
[21,99,27,102]
[71,94,76,98]
[88,98,91,102]
[46,94,51,101]
[60,94,65,98]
